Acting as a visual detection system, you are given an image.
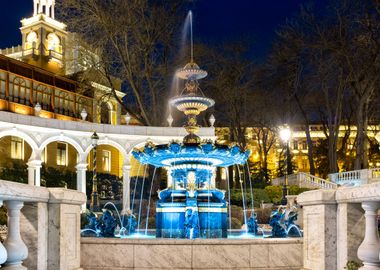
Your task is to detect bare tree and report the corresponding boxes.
[59,0,187,126]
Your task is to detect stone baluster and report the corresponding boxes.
[0,200,7,265]
[3,201,28,270]
[357,201,380,270]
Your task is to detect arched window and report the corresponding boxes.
[47,33,60,51]
[34,84,51,110]
[10,77,27,104]
[100,102,112,124]
[26,31,38,49]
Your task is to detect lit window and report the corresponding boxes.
[302,142,307,150]
[56,142,67,166]
[47,33,60,51]
[41,147,47,163]
[293,141,298,150]
[11,137,24,160]
[102,150,111,172]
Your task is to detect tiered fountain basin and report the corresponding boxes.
[132,141,250,239]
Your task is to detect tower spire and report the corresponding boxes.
[34,0,55,19]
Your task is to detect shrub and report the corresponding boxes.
[288,185,311,195]
[229,217,242,229]
[0,207,7,226]
[264,186,282,203]
[255,208,272,224]
[230,205,243,221]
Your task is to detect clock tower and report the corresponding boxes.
[17,0,67,73]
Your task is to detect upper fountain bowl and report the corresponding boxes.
[132,141,250,168]
[176,62,208,80]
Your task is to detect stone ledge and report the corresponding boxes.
[0,179,49,202]
[335,182,380,203]
[81,237,303,245]
[48,188,87,205]
[297,189,336,206]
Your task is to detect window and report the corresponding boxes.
[41,147,47,163]
[293,141,298,150]
[302,142,307,150]
[56,142,67,166]
[47,33,60,51]
[11,137,24,160]
[102,150,111,172]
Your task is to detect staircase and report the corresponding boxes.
[271,172,337,189]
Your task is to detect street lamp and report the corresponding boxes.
[279,125,291,206]
[90,131,100,212]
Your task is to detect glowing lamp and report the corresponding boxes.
[80,108,88,121]
[167,113,173,127]
[209,114,215,127]
[124,113,131,125]
[279,125,291,143]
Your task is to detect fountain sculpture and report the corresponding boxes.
[132,23,250,238]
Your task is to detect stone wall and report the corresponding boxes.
[81,237,303,270]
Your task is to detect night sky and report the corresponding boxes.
[0,0,318,62]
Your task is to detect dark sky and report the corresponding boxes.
[0,0,316,62]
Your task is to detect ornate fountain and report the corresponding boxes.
[132,60,250,238]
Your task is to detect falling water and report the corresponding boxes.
[246,162,255,211]
[237,165,248,233]
[226,167,232,232]
[145,167,157,235]
[129,163,142,232]
[137,165,148,231]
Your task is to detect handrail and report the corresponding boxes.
[298,172,337,189]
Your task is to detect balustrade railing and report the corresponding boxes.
[329,168,380,186]
[298,182,380,270]
[272,172,337,189]
[298,172,338,189]
[0,179,85,269]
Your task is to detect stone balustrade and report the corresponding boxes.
[298,182,380,270]
[0,179,86,270]
[329,168,380,186]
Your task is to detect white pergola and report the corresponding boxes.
[0,111,215,210]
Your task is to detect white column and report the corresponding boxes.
[27,160,42,186]
[51,4,55,18]
[0,200,7,265]
[357,201,380,270]
[122,164,131,212]
[3,201,28,270]
[76,163,88,210]
[33,1,37,16]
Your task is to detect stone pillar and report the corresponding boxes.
[336,203,365,270]
[122,164,131,212]
[357,201,380,270]
[20,202,48,270]
[47,188,86,270]
[0,200,7,265]
[76,163,88,210]
[27,159,42,186]
[3,201,28,270]
[297,189,337,270]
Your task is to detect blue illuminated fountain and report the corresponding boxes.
[132,32,250,238]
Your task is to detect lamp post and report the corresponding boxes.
[90,131,100,212]
[279,125,291,206]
